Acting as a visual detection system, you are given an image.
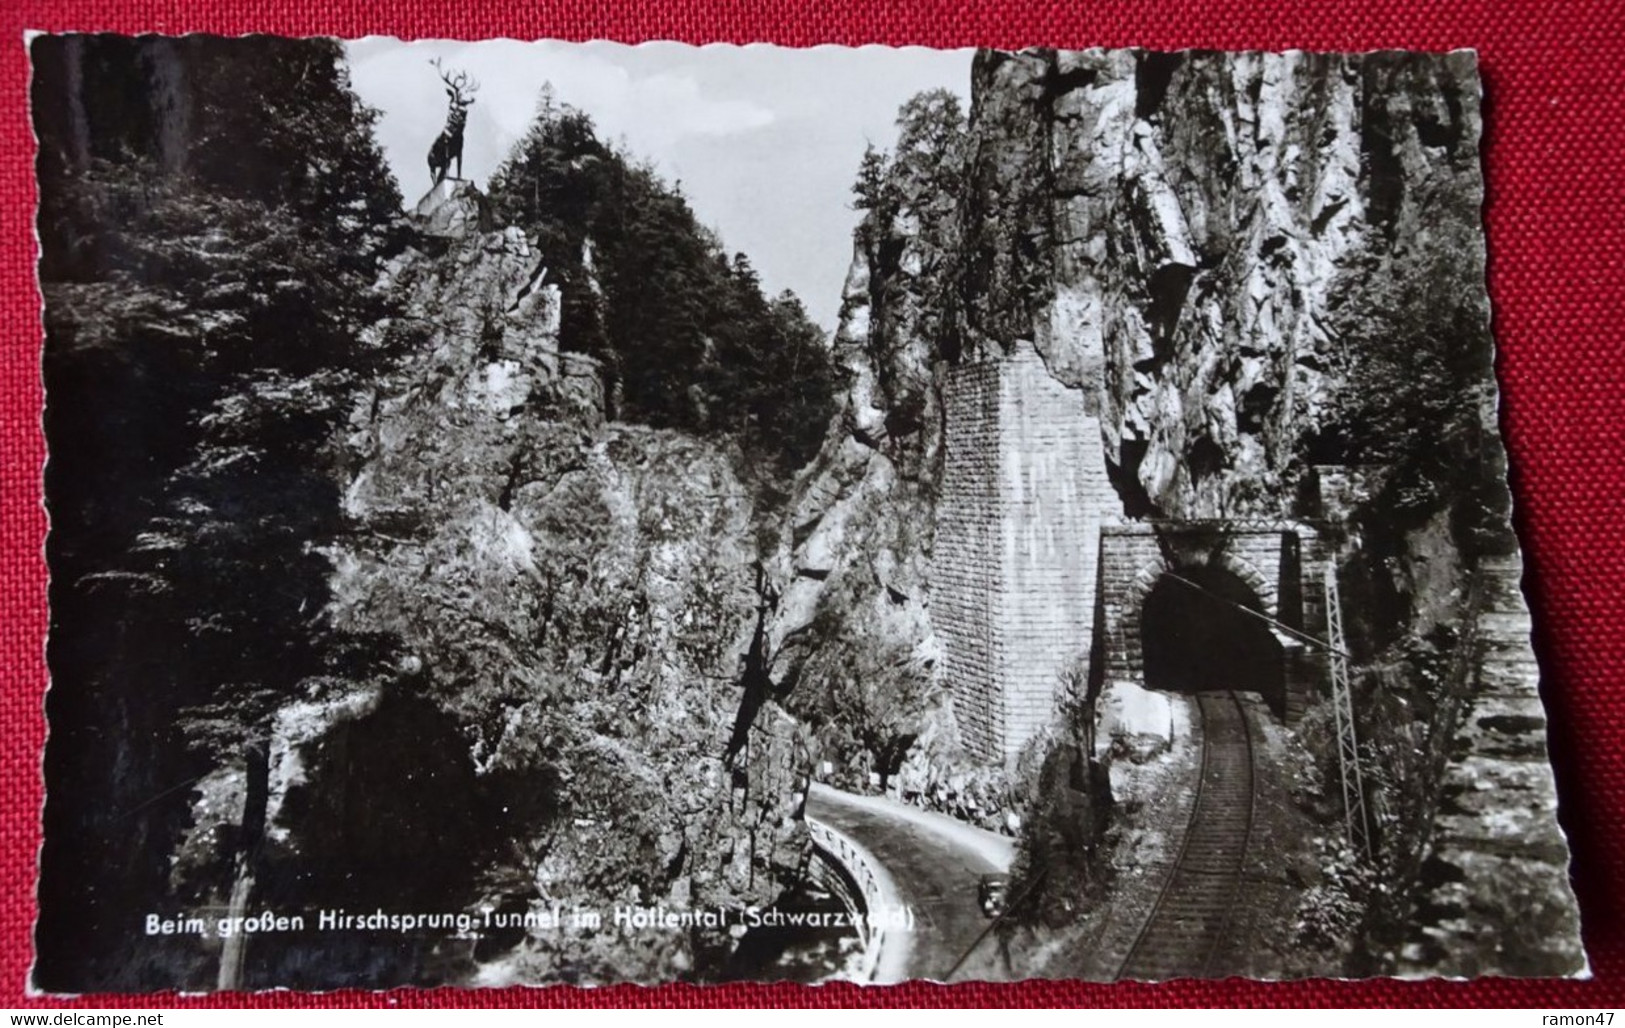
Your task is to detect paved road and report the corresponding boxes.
[806,785,1015,983]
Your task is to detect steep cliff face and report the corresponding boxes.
[796,47,1487,529]
[775,47,1576,974]
[764,96,978,809]
[288,184,808,984]
[779,45,1492,743]
[959,48,1483,518]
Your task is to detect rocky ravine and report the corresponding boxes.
[239,181,812,986]
[220,48,1576,983]
[769,47,1580,975]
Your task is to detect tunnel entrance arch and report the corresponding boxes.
[1138,564,1286,718]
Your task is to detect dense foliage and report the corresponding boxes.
[486,92,839,487]
[34,34,406,990]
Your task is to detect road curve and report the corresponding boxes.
[806,784,1015,983]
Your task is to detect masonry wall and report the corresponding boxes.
[1098,523,1325,722]
[936,359,1004,760]
[996,342,1108,757]
[937,343,1111,763]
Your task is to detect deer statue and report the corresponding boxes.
[427,59,478,187]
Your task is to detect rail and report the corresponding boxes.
[1118,691,1258,980]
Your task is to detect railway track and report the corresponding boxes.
[1118,690,1257,980]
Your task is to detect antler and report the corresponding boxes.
[430,57,480,103]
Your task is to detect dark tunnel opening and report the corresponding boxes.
[1140,563,1285,718]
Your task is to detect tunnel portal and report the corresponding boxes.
[1139,564,1286,718]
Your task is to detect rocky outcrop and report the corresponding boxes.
[763,137,967,804]
[303,183,809,983]
[801,48,1487,525]
[955,49,1484,519]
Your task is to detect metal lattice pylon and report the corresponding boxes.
[1325,564,1373,860]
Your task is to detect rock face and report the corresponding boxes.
[763,113,965,803]
[304,183,807,984]
[935,342,1109,761]
[777,47,1579,975]
[776,47,1489,756]
[958,48,1485,518]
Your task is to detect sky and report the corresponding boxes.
[344,39,972,332]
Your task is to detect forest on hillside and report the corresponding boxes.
[31,35,1581,992]
[34,34,839,991]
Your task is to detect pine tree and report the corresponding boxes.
[486,91,839,491]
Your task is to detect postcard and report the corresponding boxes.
[28,34,1584,991]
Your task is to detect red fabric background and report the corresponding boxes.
[2,0,1622,1008]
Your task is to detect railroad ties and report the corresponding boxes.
[1118,691,1257,980]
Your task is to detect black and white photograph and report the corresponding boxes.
[30,34,1586,992]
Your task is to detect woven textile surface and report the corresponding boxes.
[2,0,1623,1008]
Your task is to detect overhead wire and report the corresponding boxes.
[1157,569,1354,661]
